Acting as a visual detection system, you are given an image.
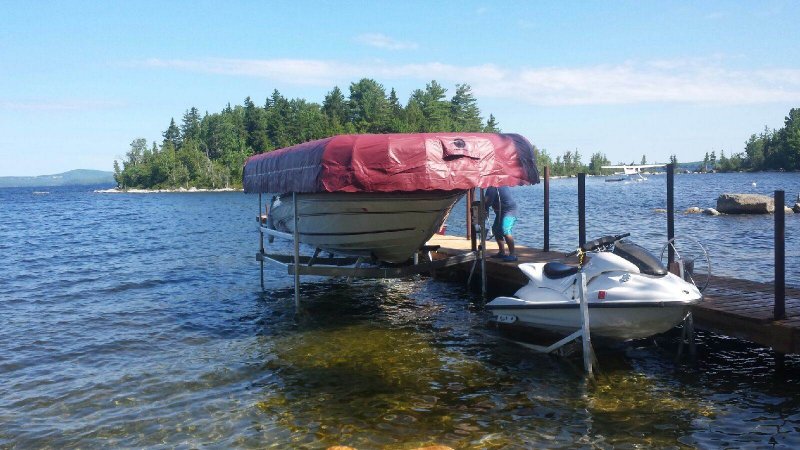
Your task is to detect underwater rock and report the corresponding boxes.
[793,202,800,213]
[685,207,702,214]
[716,193,774,214]
[703,208,720,216]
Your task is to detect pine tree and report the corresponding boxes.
[450,84,482,131]
[162,118,181,149]
[420,80,450,131]
[483,114,500,132]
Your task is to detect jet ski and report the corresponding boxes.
[486,233,703,340]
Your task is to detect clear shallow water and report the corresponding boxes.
[0,174,799,448]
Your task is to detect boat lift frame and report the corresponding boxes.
[256,191,488,309]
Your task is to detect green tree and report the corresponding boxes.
[588,152,611,175]
[640,154,647,165]
[536,148,553,173]
[181,107,201,142]
[483,114,500,132]
[348,78,390,133]
[782,108,800,170]
[244,96,269,153]
[162,118,181,149]
[322,86,348,125]
[418,80,451,132]
[450,84,482,132]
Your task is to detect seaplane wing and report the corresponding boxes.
[601,164,664,175]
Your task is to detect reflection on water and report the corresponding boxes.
[1,179,799,448]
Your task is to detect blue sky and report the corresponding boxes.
[1,0,799,176]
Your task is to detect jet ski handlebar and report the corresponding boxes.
[566,233,630,257]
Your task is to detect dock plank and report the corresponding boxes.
[427,234,800,354]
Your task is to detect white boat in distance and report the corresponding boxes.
[487,235,703,340]
[601,164,664,182]
[267,190,463,263]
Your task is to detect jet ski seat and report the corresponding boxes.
[543,262,579,279]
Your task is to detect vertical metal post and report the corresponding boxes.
[466,188,473,240]
[667,163,675,266]
[543,166,550,252]
[775,190,785,320]
[293,192,301,309]
[479,188,487,297]
[578,271,593,376]
[578,173,586,248]
[259,193,264,289]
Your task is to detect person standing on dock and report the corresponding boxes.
[485,186,518,262]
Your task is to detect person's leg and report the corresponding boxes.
[505,234,515,256]
[502,216,517,259]
[492,215,505,256]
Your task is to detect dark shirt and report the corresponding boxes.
[485,186,518,217]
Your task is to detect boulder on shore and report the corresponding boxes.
[794,202,800,213]
[716,193,774,214]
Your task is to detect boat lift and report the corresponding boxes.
[255,190,490,309]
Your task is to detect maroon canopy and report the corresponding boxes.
[242,133,539,193]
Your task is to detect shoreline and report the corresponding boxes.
[95,187,242,194]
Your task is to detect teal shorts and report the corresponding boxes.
[492,215,517,239]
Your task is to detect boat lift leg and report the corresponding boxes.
[505,272,595,376]
[259,193,264,290]
[466,257,479,286]
[293,193,301,309]
[676,312,696,362]
[479,188,487,297]
[578,272,594,376]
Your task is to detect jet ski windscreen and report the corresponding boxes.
[612,241,668,276]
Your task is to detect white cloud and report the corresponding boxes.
[0,100,124,111]
[355,33,418,50]
[139,57,800,106]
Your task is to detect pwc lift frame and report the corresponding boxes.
[256,191,488,309]
[503,266,596,377]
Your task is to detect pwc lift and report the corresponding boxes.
[255,189,491,308]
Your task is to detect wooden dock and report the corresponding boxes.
[427,234,800,354]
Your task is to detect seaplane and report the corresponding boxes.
[601,164,664,182]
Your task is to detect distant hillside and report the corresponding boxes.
[0,169,115,188]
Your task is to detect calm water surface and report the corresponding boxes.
[1,173,799,448]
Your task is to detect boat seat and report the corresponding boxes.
[543,262,579,279]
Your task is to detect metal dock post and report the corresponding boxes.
[543,166,550,252]
[293,192,300,309]
[578,173,586,248]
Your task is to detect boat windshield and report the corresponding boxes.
[612,241,668,276]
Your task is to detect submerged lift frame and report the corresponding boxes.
[256,191,488,308]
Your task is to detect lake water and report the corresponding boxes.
[1,172,799,448]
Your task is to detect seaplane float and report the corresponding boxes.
[486,233,708,341]
[601,164,664,182]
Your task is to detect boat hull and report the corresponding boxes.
[487,299,694,340]
[487,297,690,341]
[268,191,464,263]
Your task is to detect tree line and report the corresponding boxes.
[707,107,800,172]
[113,79,501,189]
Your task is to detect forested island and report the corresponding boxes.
[113,79,502,189]
[709,108,800,173]
[113,79,799,190]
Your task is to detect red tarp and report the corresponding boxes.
[242,133,539,193]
